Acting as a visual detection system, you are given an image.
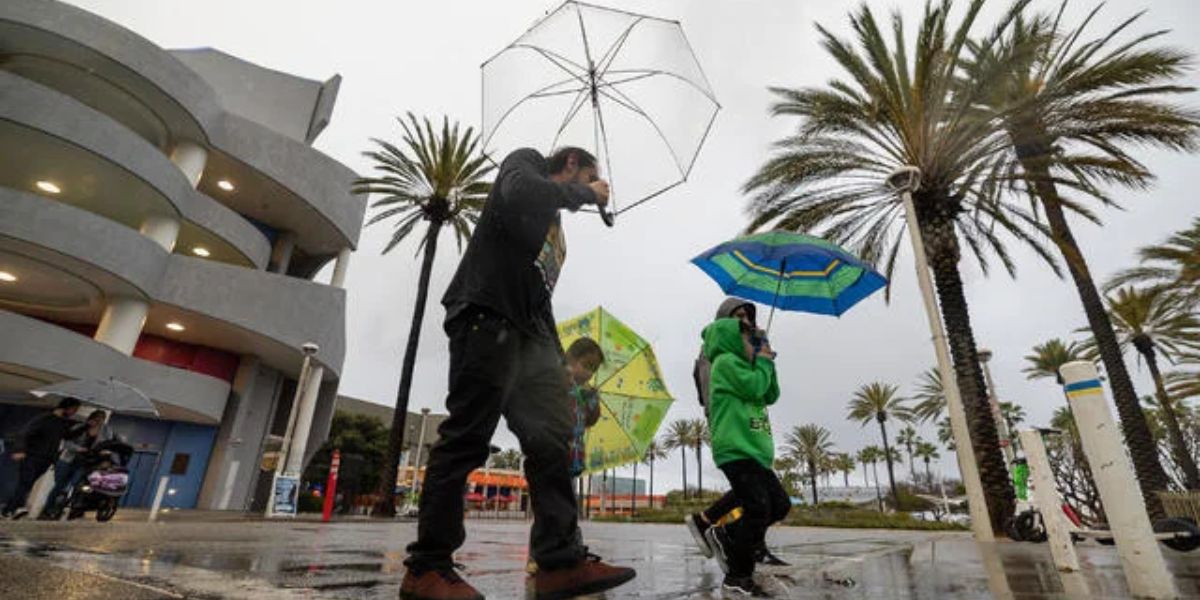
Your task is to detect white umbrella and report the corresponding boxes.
[31,378,159,418]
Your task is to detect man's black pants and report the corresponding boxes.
[406,307,583,572]
[719,459,790,577]
[2,455,53,513]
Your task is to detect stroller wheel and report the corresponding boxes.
[95,500,117,523]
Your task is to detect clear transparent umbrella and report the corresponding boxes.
[32,377,158,417]
[482,1,719,226]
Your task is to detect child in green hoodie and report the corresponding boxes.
[701,317,790,597]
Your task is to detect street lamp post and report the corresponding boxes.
[887,167,993,541]
[978,348,1016,463]
[267,342,320,518]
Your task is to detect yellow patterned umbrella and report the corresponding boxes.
[558,307,674,474]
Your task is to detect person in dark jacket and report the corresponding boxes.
[686,299,791,570]
[401,147,636,600]
[40,409,112,518]
[1,397,82,519]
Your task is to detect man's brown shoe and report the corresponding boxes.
[400,567,484,600]
[532,554,636,600]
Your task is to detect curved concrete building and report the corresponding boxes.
[0,0,366,511]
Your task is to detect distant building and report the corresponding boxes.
[0,0,364,512]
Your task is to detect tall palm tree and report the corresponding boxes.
[1098,286,1200,488]
[664,419,694,499]
[896,426,920,479]
[915,441,941,485]
[998,401,1026,450]
[968,3,1198,514]
[835,453,856,489]
[642,440,668,508]
[860,445,885,511]
[848,382,912,506]
[912,368,947,424]
[354,114,492,515]
[937,417,957,452]
[786,424,835,505]
[689,419,710,496]
[1109,217,1200,304]
[744,1,1036,531]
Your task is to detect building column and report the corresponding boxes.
[139,215,181,252]
[198,357,284,511]
[270,232,297,274]
[283,364,324,476]
[170,141,208,188]
[94,296,149,355]
[330,248,352,288]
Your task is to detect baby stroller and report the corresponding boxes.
[65,438,133,522]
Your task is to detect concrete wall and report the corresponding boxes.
[171,49,338,145]
[0,310,230,423]
[0,72,271,268]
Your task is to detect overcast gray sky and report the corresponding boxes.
[71,0,1200,491]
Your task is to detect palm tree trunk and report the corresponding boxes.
[1017,148,1171,516]
[809,459,819,505]
[921,206,1016,532]
[695,442,703,498]
[649,456,656,509]
[1143,348,1200,489]
[632,461,638,517]
[870,462,883,512]
[376,223,442,516]
[843,470,850,488]
[878,420,900,507]
[680,449,688,500]
[925,459,932,484]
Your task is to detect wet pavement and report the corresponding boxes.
[0,517,1197,599]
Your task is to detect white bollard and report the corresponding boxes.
[148,475,170,522]
[1059,361,1177,599]
[1018,429,1080,572]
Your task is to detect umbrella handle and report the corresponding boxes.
[598,204,615,228]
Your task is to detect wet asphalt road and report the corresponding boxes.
[0,516,1197,599]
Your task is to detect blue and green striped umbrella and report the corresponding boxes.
[692,231,886,321]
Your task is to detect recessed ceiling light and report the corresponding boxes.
[0,271,16,283]
[192,246,211,257]
[166,322,186,332]
[217,180,235,192]
[35,181,62,194]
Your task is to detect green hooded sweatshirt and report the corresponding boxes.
[702,318,780,469]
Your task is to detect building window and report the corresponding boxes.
[170,453,191,475]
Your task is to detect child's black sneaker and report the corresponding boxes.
[757,548,790,568]
[686,513,714,558]
[704,525,734,574]
[722,575,772,597]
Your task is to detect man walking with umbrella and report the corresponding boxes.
[401,147,636,600]
[1,397,81,519]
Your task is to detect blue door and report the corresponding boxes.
[157,422,217,509]
[122,451,161,508]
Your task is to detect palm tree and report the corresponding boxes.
[860,445,885,511]
[998,402,1026,450]
[774,456,802,498]
[912,368,947,424]
[492,448,523,470]
[785,424,835,505]
[968,3,1198,513]
[856,448,874,489]
[835,453,856,489]
[1110,217,1200,304]
[896,426,920,480]
[689,419,710,497]
[1022,339,1087,382]
[744,2,1034,531]
[915,441,941,486]
[848,382,912,506]
[642,440,668,509]
[354,114,493,515]
[664,419,694,499]
[937,417,957,452]
[1098,286,1200,488]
